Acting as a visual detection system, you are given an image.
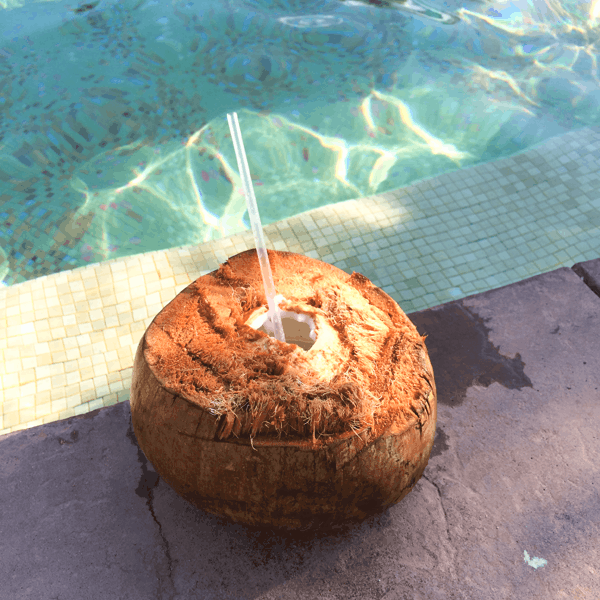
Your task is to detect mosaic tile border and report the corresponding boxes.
[2,126,600,436]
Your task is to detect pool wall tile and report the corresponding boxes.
[1,127,600,436]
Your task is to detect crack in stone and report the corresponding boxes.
[126,416,175,598]
[421,472,454,556]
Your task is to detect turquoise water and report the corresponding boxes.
[1,0,599,286]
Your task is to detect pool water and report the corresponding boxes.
[0,0,598,286]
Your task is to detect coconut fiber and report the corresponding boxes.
[141,249,435,448]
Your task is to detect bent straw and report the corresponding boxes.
[226,112,286,343]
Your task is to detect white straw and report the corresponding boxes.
[226,112,286,343]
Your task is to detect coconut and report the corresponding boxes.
[130,249,436,531]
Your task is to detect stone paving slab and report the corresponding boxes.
[1,259,599,600]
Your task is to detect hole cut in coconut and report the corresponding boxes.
[247,296,316,352]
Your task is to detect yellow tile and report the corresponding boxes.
[52,351,68,364]
[63,337,79,350]
[9,423,28,433]
[112,271,127,285]
[96,382,110,396]
[81,389,97,404]
[51,398,67,413]
[36,330,54,343]
[75,311,90,325]
[51,374,67,388]
[130,321,145,334]
[36,353,54,367]
[6,335,22,350]
[49,316,63,329]
[146,280,162,295]
[44,285,58,299]
[93,363,109,377]
[43,413,61,425]
[79,378,95,392]
[80,366,95,380]
[115,288,131,303]
[119,333,134,348]
[91,319,107,332]
[75,301,90,313]
[93,373,108,387]
[50,327,67,340]
[107,370,122,384]
[114,325,131,340]
[20,322,35,335]
[78,323,93,335]
[104,314,119,329]
[83,278,99,290]
[3,411,20,428]
[116,301,131,314]
[5,305,20,317]
[64,326,80,338]
[49,338,66,352]
[34,342,51,355]
[85,287,101,300]
[20,310,34,324]
[76,333,92,346]
[64,384,79,398]
[66,371,81,385]
[90,331,105,343]
[66,395,82,409]
[69,280,85,293]
[159,288,176,303]
[130,296,146,310]
[110,363,126,379]
[0,372,19,390]
[118,312,133,325]
[72,292,87,303]
[64,359,79,373]
[77,356,93,369]
[120,367,133,379]
[103,395,119,408]
[20,382,36,397]
[102,305,118,318]
[19,395,36,410]
[3,398,18,413]
[19,333,38,346]
[19,408,36,424]
[99,282,115,296]
[35,377,52,393]
[102,349,117,363]
[128,274,145,290]
[109,380,124,394]
[18,368,36,386]
[36,390,51,405]
[89,309,105,322]
[5,358,22,374]
[64,349,81,363]
[2,347,19,361]
[47,305,63,318]
[4,294,19,309]
[16,355,31,371]
[91,341,107,355]
[101,294,117,306]
[58,408,76,420]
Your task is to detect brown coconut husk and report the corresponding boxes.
[143,248,434,448]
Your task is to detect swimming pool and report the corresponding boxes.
[1,0,598,287]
